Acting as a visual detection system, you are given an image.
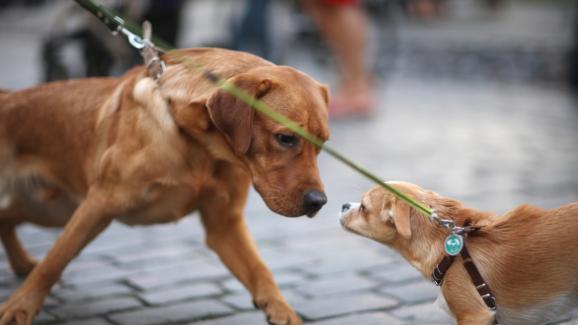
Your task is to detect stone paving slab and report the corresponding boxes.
[139,282,223,306]
[35,312,57,324]
[294,273,378,297]
[220,288,306,312]
[295,293,399,321]
[309,312,403,325]
[379,281,440,305]
[52,283,134,303]
[222,271,305,293]
[191,312,268,325]
[49,296,143,320]
[109,300,233,325]
[126,261,230,291]
[366,263,423,284]
[391,301,455,324]
[60,319,112,325]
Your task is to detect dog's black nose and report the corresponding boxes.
[303,190,327,216]
[341,203,351,213]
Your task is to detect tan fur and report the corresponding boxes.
[0,48,330,325]
[340,181,578,325]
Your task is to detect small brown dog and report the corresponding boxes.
[0,48,330,325]
[340,181,578,325]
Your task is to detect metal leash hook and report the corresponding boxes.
[141,21,166,81]
[430,210,465,256]
[111,16,145,49]
[430,210,455,229]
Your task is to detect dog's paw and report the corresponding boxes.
[0,290,43,325]
[254,297,301,325]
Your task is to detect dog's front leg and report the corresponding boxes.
[0,225,38,276]
[200,204,301,325]
[0,189,115,325]
[456,315,495,325]
[444,285,495,325]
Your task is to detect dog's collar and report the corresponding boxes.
[432,231,500,324]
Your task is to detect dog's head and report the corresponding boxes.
[340,181,492,253]
[339,182,442,249]
[206,65,330,218]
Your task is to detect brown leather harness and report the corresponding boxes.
[431,227,501,324]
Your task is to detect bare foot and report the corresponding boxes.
[328,88,375,119]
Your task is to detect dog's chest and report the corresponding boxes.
[117,180,201,225]
[117,173,206,225]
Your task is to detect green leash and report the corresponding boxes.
[73,0,433,218]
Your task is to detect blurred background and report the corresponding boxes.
[0,0,577,324]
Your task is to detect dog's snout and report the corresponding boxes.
[303,190,327,217]
[340,202,360,217]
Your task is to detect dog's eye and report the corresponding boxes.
[359,204,366,213]
[275,133,299,148]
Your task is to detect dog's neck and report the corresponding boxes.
[153,62,256,173]
[167,97,250,173]
[396,202,494,280]
[395,215,448,278]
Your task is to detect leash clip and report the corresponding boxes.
[430,210,455,229]
[122,29,145,50]
[110,16,145,49]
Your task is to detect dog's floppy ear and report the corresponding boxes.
[319,84,329,105]
[206,73,271,155]
[384,198,412,240]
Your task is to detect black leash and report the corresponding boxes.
[74,0,172,51]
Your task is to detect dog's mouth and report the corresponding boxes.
[266,206,320,219]
[339,202,361,233]
[339,211,352,231]
[254,184,326,219]
[339,215,349,229]
[306,211,319,218]
[283,210,318,219]
[282,212,317,219]
[340,216,361,235]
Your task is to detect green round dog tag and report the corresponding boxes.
[444,233,463,256]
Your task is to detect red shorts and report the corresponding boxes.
[320,0,360,6]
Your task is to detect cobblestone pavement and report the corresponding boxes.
[1,1,578,324]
